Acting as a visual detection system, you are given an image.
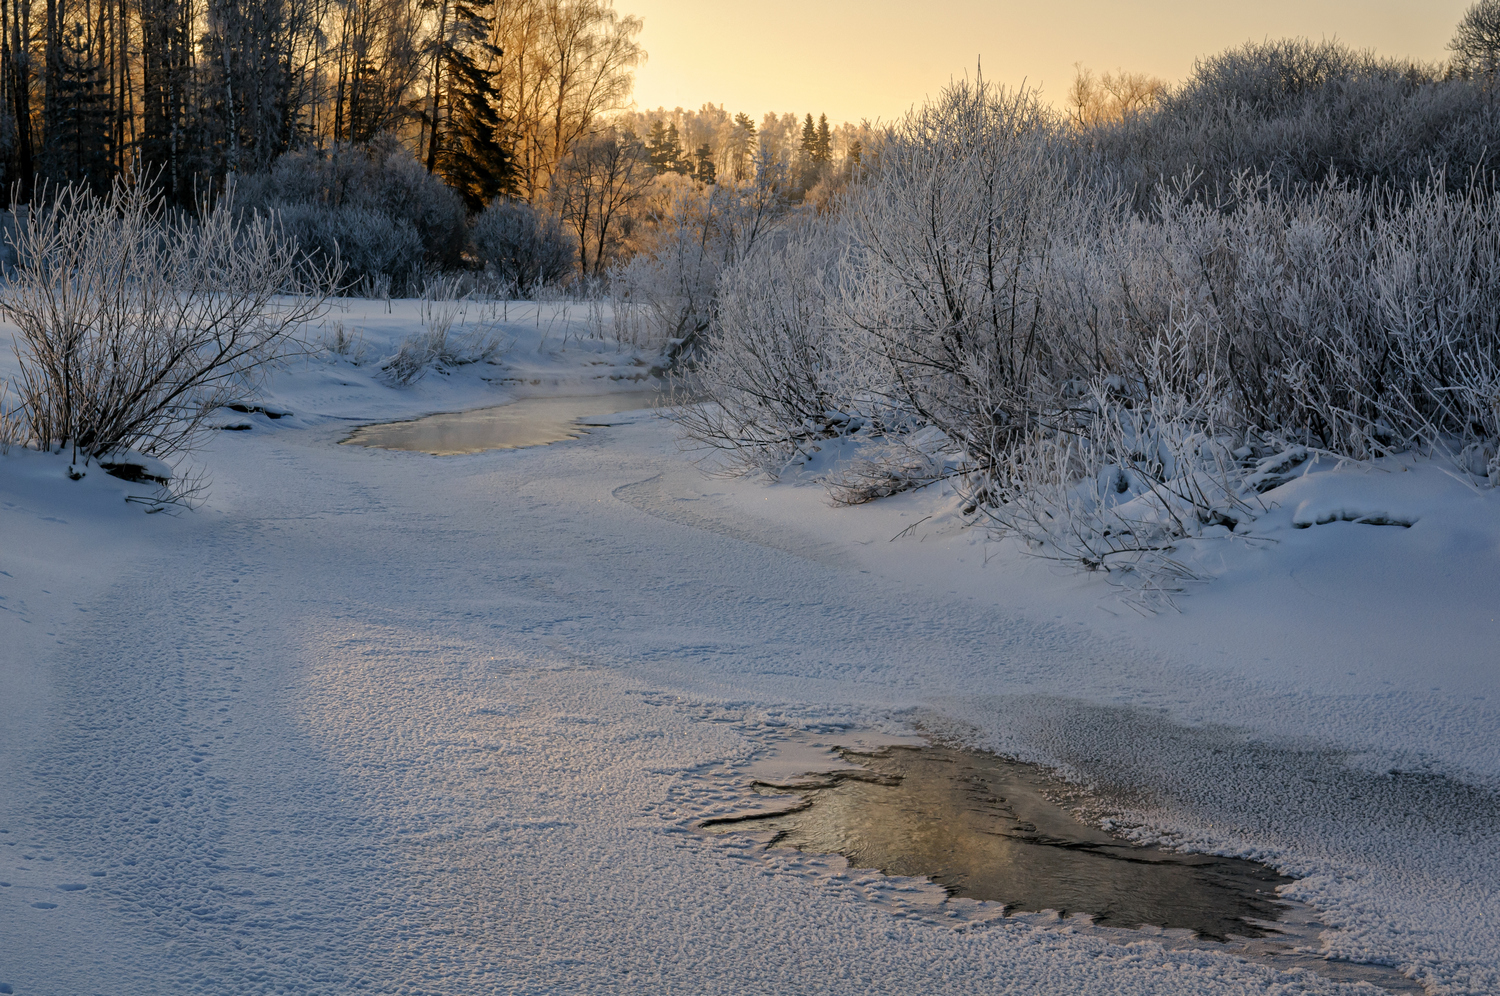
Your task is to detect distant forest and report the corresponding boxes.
[0,0,647,205]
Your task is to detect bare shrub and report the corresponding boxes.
[380,277,506,385]
[835,79,1083,474]
[670,215,853,476]
[1110,173,1500,464]
[1087,39,1500,206]
[609,153,791,362]
[980,326,1260,578]
[1,180,337,466]
[680,70,1500,598]
[610,178,730,361]
[0,380,22,454]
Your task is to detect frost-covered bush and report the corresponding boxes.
[836,82,1085,471]
[370,142,470,270]
[1074,173,1500,463]
[1089,40,1500,206]
[610,158,791,361]
[671,214,852,475]
[275,203,423,291]
[684,73,1500,585]
[471,199,574,290]
[610,178,728,359]
[978,328,1263,591]
[0,180,336,464]
[238,139,468,284]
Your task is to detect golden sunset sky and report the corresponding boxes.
[625,0,1474,123]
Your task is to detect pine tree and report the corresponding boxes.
[645,119,672,173]
[666,122,688,174]
[729,111,756,182]
[799,113,816,160]
[693,143,714,185]
[814,113,831,164]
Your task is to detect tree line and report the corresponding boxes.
[0,0,643,207]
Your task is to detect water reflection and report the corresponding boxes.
[340,391,661,455]
[706,745,1291,940]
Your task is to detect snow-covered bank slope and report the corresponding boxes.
[1,303,1497,994]
[665,450,1500,783]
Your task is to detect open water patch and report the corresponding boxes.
[340,391,661,455]
[705,743,1290,939]
[700,739,1427,989]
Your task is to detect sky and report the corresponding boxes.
[623,0,1475,124]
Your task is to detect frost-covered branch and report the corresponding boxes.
[2,179,339,465]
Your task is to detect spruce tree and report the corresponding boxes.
[43,19,112,191]
[730,111,756,181]
[814,114,832,164]
[666,122,688,174]
[646,119,678,173]
[796,112,821,192]
[693,144,715,185]
[430,0,515,210]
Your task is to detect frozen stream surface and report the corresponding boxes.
[3,306,1499,996]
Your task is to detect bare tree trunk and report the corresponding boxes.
[0,0,29,198]
[423,0,446,173]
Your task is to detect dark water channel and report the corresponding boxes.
[340,391,661,455]
[705,745,1290,940]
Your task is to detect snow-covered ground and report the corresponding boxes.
[2,300,1497,995]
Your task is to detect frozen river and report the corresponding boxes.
[2,367,1497,994]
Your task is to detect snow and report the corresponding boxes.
[2,299,1498,994]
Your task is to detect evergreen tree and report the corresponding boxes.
[667,122,688,174]
[729,111,756,181]
[814,113,831,164]
[693,143,714,184]
[43,19,112,191]
[645,118,685,174]
[428,0,515,210]
[642,120,666,170]
[796,112,822,192]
